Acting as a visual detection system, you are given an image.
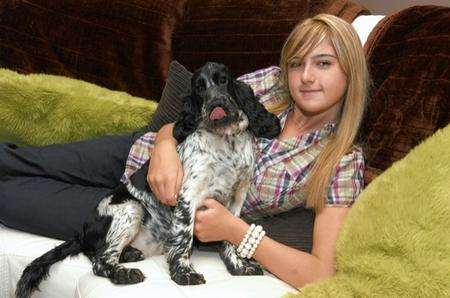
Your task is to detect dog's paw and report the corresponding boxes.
[119,246,145,263]
[228,259,264,276]
[111,267,145,284]
[171,268,206,285]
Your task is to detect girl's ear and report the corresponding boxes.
[173,94,202,143]
[232,80,281,139]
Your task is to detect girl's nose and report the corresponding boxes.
[301,63,315,84]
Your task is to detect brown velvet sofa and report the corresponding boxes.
[0,1,449,297]
[1,0,448,185]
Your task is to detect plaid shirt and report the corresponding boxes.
[121,66,365,219]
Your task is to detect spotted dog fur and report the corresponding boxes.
[16,62,281,298]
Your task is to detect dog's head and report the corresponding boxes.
[173,62,281,143]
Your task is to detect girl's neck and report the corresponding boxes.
[289,104,338,134]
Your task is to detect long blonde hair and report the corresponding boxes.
[269,14,369,212]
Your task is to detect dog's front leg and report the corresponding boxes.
[220,242,264,276]
[165,195,206,285]
[220,179,264,276]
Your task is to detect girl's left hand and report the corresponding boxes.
[194,198,236,242]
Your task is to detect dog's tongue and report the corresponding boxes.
[210,107,226,120]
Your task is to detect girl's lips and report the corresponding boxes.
[299,90,322,99]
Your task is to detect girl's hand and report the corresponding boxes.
[194,198,237,242]
[147,124,183,206]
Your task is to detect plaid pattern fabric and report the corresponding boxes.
[120,132,156,183]
[121,66,365,219]
[237,66,291,108]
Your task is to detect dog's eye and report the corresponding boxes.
[219,76,228,85]
[196,85,205,93]
[195,79,206,93]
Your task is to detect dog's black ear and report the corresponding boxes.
[232,80,281,139]
[173,94,202,143]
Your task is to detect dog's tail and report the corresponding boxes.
[15,238,82,298]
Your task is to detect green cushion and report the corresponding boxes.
[285,124,450,297]
[0,68,158,146]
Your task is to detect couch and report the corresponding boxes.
[0,1,449,297]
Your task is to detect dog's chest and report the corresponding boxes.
[178,130,254,206]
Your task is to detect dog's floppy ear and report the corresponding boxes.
[232,80,281,139]
[173,94,202,143]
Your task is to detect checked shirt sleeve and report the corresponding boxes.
[120,132,157,184]
[326,147,365,207]
[237,66,288,107]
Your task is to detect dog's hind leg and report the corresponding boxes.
[92,196,145,284]
[166,196,206,285]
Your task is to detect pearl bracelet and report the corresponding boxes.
[236,224,255,256]
[236,224,266,259]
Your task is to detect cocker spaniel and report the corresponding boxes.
[16,62,281,297]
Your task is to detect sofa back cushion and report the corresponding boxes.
[361,5,450,183]
[148,61,192,132]
[295,124,450,297]
[0,0,187,101]
[0,0,367,101]
[172,0,369,77]
[0,68,157,147]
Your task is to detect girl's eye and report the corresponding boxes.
[317,60,331,68]
[288,60,302,68]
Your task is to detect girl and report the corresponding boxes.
[143,14,369,288]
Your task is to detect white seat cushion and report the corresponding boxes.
[0,226,92,298]
[1,226,296,298]
[76,250,296,298]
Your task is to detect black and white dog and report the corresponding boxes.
[16,62,281,298]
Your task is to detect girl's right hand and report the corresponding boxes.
[147,126,183,206]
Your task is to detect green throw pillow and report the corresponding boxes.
[285,124,450,297]
[0,68,158,146]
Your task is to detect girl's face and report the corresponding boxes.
[287,39,347,119]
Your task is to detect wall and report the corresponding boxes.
[358,0,449,14]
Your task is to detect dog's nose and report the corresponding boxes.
[205,86,228,102]
[213,94,229,102]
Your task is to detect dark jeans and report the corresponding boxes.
[0,132,144,240]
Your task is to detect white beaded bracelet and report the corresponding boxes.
[247,229,265,259]
[236,224,266,259]
[237,224,255,256]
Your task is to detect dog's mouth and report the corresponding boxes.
[209,106,227,121]
[203,104,245,135]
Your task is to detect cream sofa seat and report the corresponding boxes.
[1,225,294,298]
